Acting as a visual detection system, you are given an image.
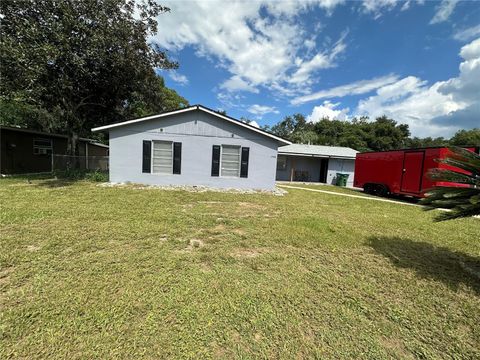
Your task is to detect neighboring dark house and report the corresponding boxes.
[0,126,109,175]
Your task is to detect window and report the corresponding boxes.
[221,145,241,177]
[277,155,287,170]
[33,138,52,155]
[152,140,173,174]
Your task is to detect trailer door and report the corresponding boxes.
[401,151,425,193]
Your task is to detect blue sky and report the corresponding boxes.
[153,0,480,137]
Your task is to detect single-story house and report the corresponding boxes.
[0,125,109,175]
[92,105,291,190]
[276,144,358,187]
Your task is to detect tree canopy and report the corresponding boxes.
[266,115,479,152]
[0,0,188,152]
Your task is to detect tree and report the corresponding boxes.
[450,129,480,146]
[0,0,181,154]
[406,136,448,148]
[420,147,480,221]
[362,116,410,151]
[120,76,189,119]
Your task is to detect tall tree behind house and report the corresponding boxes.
[0,0,187,154]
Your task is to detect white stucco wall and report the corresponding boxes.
[326,158,355,187]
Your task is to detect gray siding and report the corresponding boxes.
[108,110,279,190]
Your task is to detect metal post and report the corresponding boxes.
[85,143,89,170]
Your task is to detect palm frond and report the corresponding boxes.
[420,146,480,221]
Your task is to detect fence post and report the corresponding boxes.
[86,143,89,170]
[51,153,53,173]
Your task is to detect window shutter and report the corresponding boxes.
[211,145,220,176]
[142,140,151,173]
[240,147,249,178]
[173,142,182,174]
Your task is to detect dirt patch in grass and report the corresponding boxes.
[233,228,246,237]
[379,336,414,359]
[0,266,14,285]
[26,245,41,252]
[237,202,267,210]
[232,248,263,258]
[186,239,205,250]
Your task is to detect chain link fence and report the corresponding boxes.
[51,155,109,171]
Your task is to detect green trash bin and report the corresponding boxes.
[335,173,349,187]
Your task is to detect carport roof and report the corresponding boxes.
[278,144,358,159]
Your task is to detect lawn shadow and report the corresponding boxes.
[368,236,480,294]
[34,178,80,188]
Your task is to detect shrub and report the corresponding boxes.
[53,169,108,182]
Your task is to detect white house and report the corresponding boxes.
[92,105,291,190]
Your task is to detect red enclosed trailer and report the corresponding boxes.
[354,146,479,198]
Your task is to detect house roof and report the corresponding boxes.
[278,144,358,159]
[0,125,108,148]
[91,104,292,146]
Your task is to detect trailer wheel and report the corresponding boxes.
[375,184,389,197]
[364,183,389,197]
[364,184,374,195]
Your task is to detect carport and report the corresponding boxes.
[275,144,358,187]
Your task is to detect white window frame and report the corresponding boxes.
[151,140,173,175]
[220,144,241,178]
[33,138,53,155]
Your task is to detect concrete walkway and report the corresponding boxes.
[277,184,422,207]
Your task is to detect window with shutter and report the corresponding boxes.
[152,141,173,174]
[211,145,220,176]
[142,140,151,173]
[221,145,241,177]
[173,142,182,174]
[240,147,249,178]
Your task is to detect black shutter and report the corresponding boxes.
[173,142,182,174]
[142,140,151,173]
[240,147,249,178]
[211,145,220,176]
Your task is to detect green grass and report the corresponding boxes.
[1,177,479,359]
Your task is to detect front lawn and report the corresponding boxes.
[1,177,479,359]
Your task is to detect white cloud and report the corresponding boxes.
[453,24,480,42]
[362,0,398,18]
[307,101,350,122]
[291,74,399,105]
[356,80,462,135]
[248,120,260,128]
[247,104,280,117]
[361,0,424,18]
[289,31,348,85]
[354,37,480,136]
[220,76,259,93]
[430,0,459,25]
[152,1,348,98]
[168,71,189,85]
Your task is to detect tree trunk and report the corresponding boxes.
[67,131,79,155]
[67,131,81,169]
